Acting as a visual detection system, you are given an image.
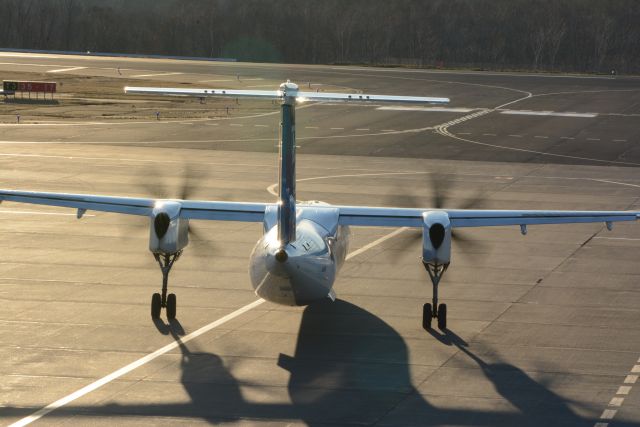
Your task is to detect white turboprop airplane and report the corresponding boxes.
[1,81,638,330]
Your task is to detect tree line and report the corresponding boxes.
[1,0,638,74]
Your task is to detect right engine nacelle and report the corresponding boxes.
[422,211,452,266]
[148,201,189,255]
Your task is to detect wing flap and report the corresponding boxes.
[179,201,269,222]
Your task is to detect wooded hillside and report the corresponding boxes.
[1,0,638,73]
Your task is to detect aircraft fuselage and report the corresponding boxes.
[249,216,349,306]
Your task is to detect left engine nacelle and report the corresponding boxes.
[422,211,452,265]
[149,201,189,254]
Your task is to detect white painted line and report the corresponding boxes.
[594,237,640,241]
[0,210,95,217]
[356,128,370,131]
[130,72,183,78]
[482,133,496,136]
[47,66,87,73]
[229,124,244,127]
[632,365,640,373]
[534,136,549,139]
[8,298,266,427]
[609,397,624,407]
[617,386,632,395]
[560,136,575,140]
[346,228,407,260]
[205,123,219,126]
[501,110,597,118]
[197,79,233,83]
[305,126,319,129]
[377,106,475,113]
[254,124,268,127]
[508,134,523,138]
[330,127,344,130]
[624,375,638,384]
[381,129,397,132]
[613,139,627,142]
[600,409,617,420]
[587,138,601,141]
[10,223,404,426]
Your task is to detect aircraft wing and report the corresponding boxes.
[337,206,640,228]
[0,190,268,222]
[1,189,637,229]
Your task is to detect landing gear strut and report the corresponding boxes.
[422,261,448,330]
[151,251,181,320]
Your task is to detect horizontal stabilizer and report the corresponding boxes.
[125,85,449,104]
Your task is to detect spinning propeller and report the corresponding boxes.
[386,173,486,259]
[139,165,216,253]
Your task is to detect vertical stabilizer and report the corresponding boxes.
[278,81,298,245]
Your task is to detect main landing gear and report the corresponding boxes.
[422,262,448,330]
[151,251,182,320]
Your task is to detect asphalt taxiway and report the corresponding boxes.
[0,53,639,426]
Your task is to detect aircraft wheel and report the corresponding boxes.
[422,303,432,330]
[437,304,447,330]
[151,293,161,319]
[166,293,177,320]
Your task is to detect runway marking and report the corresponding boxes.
[613,139,627,142]
[587,138,601,141]
[594,237,640,241]
[130,72,183,78]
[500,110,597,118]
[376,106,475,113]
[305,126,319,129]
[594,361,640,426]
[561,136,575,140]
[46,66,86,73]
[355,128,370,131]
[254,124,268,127]
[8,208,406,426]
[617,386,632,395]
[482,133,496,136]
[600,409,617,420]
[197,79,233,83]
[435,127,640,166]
[381,129,397,132]
[534,135,549,139]
[229,124,244,127]
[330,127,344,130]
[609,397,624,407]
[508,134,523,138]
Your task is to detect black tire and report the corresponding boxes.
[422,303,432,330]
[166,293,177,320]
[437,303,447,330]
[151,293,161,319]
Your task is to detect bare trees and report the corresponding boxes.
[0,0,637,74]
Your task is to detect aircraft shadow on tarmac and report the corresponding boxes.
[3,300,637,426]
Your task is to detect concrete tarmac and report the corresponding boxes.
[0,53,639,426]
